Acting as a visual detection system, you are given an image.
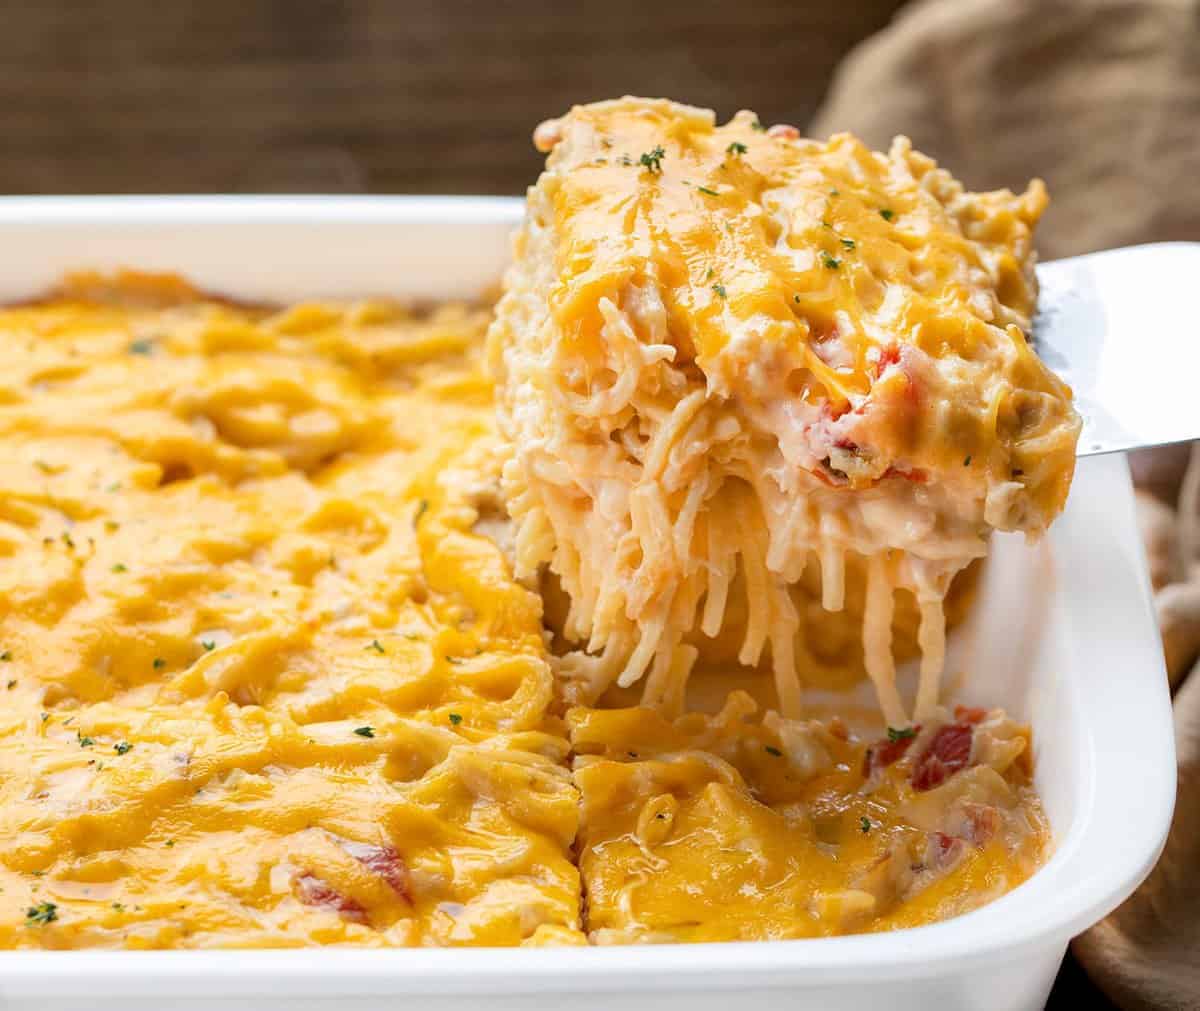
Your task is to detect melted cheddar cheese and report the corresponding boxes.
[571,698,1047,942]
[0,271,1049,949]
[0,275,581,947]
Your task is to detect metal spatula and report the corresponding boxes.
[1035,241,1200,456]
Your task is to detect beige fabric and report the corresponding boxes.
[811,3,1200,1007]
[810,0,1200,261]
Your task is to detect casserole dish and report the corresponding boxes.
[0,195,1175,1010]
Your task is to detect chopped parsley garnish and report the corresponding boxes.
[367,639,386,654]
[34,460,53,474]
[61,531,75,549]
[114,741,132,755]
[128,339,154,356]
[705,267,714,281]
[25,901,57,925]
[111,902,124,911]
[105,482,121,493]
[201,640,215,652]
[448,713,463,726]
[887,725,916,742]
[963,455,972,467]
[820,251,841,270]
[77,732,95,748]
[764,745,783,757]
[860,816,872,834]
[829,187,840,196]
[164,839,174,848]
[696,185,720,197]
[111,563,127,573]
[726,141,748,156]
[638,145,665,174]
[6,680,15,690]
[413,499,429,527]
[152,657,165,670]
[840,237,856,251]
[750,118,765,132]
[712,283,727,299]
[353,726,375,738]
[879,208,895,221]
[0,651,10,662]
[445,655,465,665]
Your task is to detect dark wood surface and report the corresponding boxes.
[0,2,1130,1004]
[2,0,907,195]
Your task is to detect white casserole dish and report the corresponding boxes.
[0,196,1176,1011]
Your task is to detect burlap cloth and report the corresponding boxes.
[810,2,1200,1006]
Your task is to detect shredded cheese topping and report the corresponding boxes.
[0,272,1050,947]
[489,97,1081,725]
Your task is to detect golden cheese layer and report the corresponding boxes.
[0,274,1049,948]
[0,275,581,948]
[572,697,1047,942]
[488,97,1081,724]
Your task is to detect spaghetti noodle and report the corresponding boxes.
[489,97,1081,725]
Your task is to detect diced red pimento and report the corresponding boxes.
[954,705,989,725]
[293,872,368,924]
[862,728,919,779]
[911,722,975,792]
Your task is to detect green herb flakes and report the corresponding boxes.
[638,145,665,174]
[25,902,57,925]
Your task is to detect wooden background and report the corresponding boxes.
[2,0,906,194]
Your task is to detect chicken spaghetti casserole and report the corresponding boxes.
[0,98,1078,947]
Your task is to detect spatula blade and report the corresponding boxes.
[1035,241,1200,456]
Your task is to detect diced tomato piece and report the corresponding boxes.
[911,722,974,791]
[926,831,965,870]
[954,705,988,725]
[767,124,800,140]
[344,843,411,901]
[828,717,849,741]
[882,466,929,484]
[875,344,901,378]
[959,803,999,847]
[862,728,919,779]
[293,872,367,924]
